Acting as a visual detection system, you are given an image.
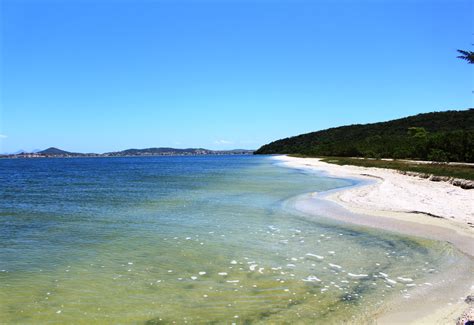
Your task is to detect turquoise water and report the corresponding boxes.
[0,156,461,323]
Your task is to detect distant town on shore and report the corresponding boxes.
[1,147,255,159]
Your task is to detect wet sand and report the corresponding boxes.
[274,155,474,324]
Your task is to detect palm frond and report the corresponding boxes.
[457,49,474,64]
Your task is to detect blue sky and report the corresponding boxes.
[1,0,472,153]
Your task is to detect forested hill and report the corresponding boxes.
[255,109,474,162]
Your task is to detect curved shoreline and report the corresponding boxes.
[273,155,474,324]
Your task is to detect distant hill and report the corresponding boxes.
[3,147,253,158]
[255,109,474,162]
[104,147,253,156]
[105,147,212,156]
[38,147,80,156]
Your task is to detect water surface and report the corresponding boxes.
[0,156,462,323]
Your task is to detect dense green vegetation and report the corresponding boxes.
[316,157,474,181]
[255,109,474,163]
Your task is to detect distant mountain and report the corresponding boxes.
[1,149,41,155]
[38,147,79,156]
[255,109,474,162]
[2,147,253,158]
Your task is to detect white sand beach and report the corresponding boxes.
[274,155,474,324]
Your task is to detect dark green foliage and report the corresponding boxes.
[457,49,474,64]
[427,149,449,162]
[39,147,76,155]
[319,157,474,181]
[255,109,474,163]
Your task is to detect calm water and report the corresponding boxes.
[0,156,461,323]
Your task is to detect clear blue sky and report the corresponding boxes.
[1,0,472,153]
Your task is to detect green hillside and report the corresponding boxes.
[39,147,81,156]
[255,109,474,162]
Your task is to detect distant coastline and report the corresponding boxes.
[0,147,254,159]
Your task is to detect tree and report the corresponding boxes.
[408,127,428,139]
[457,49,474,64]
[427,149,449,162]
[407,127,428,159]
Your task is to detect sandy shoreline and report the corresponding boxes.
[273,155,474,324]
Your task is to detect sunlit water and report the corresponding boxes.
[0,156,464,323]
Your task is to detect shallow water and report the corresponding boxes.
[0,156,464,323]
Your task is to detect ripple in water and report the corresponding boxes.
[0,156,465,323]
